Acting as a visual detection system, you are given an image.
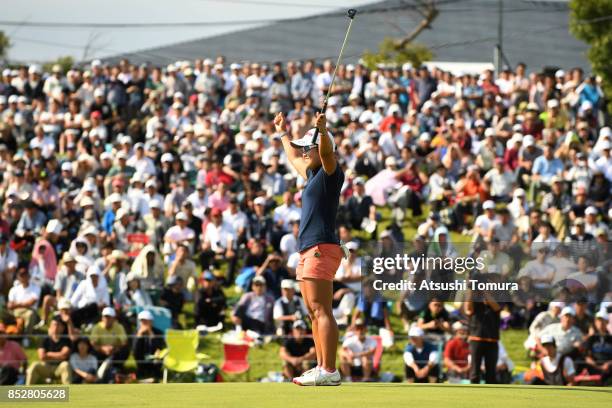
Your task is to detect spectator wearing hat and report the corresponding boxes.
[0,322,27,385]
[584,206,609,238]
[539,307,583,357]
[70,267,110,328]
[90,307,129,372]
[69,337,99,384]
[101,193,125,235]
[403,326,439,383]
[129,244,165,291]
[279,320,316,380]
[160,275,185,328]
[340,319,378,382]
[140,199,170,247]
[582,311,612,382]
[164,211,196,256]
[256,251,290,298]
[274,279,307,336]
[232,276,274,335]
[115,273,154,318]
[540,175,571,239]
[533,334,575,385]
[7,266,41,337]
[39,252,83,326]
[132,310,166,381]
[194,271,226,328]
[444,322,470,381]
[26,318,71,385]
[16,199,46,239]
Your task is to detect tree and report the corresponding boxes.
[0,31,10,60]
[43,56,75,74]
[361,0,436,70]
[569,0,612,114]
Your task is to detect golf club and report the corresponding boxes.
[310,8,357,144]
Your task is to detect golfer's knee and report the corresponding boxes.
[310,301,331,320]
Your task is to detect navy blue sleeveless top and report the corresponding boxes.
[297,165,344,252]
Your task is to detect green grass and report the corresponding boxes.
[8,383,612,408]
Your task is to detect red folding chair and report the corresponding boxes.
[126,233,150,257]
[221,343,250,380]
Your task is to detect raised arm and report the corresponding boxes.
[315,113,337,175]
[274,112,308,179]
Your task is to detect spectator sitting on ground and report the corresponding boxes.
[7,266,41,337]
[340,319,378,382]
[0,322,27,385]
[444,322,470,382]
[273,279,307,336]
[194,271,227,328]
[232,276,274,335]
[39,252,83,328]
[524,301,564,351]
[538,306,583,357]
[159,275,185,329]
[69,337,98,384]
[533,334,575,385]
[26,319,71,385]
[279,320,315,381]
[583,311,612,382]
[132,310,166,381]
[90,307,129,376]
[403,326,439,383]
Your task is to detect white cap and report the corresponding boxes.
[61,162,73,172]
[230,63,242,70]
[555,69,565,78]
[100,152,112,161]
[595,310,609,321]
[385,156,397,167]
[540,334,555,345]
[599,127,611,138]
[58,298,72,310]
[549,301,565,310]
[290,128,336,151]
[176,211,188,221]
[109,193,122,203]
[46,219,62,235]
[523,135,535,147]
[116,151,128,160]
[580,100,593,111]
[375,100,387,109]
[83,226,98,236]
[513,188,526,197]
[585,206,598,215]
[561,306,575,317]
[345,241,359,251]
[281,279,295,290]
[161,153,174,163]
[252,275,266,284]
[474,119,486,128]
[483,200,495,210]
[93,88,105,98]
[419,132,431,142]
[408,326,425,337]
[389,104,401,114]
[484,128,495,138]
[138,310,154,321]
[116,208,128,219]
[102,307,116,318]
[547,99,559,109]
[254,196,266,206]
[80,197,95,207]
[87,267,100,277]
[149,199,161,209]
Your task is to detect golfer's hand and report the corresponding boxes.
[315,113,327,135]
[274,112,286,133]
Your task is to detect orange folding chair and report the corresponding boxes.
[221,343,250,380]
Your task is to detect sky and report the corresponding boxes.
[1,0,380,63]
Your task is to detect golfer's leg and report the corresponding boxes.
[304,278,338,372]
[300,280,322,367]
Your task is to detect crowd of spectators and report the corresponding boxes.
[0,56,610,385]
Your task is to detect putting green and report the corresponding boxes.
[4,383,611,408]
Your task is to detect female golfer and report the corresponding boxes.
[274,111,345,386]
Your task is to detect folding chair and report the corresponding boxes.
[161,329,208,383]
[220,343,250,380]
[126,233,150,258]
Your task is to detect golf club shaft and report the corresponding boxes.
[311,10,356,144]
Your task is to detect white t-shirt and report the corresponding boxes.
[273,204,301,232]
[280,233,297,255]
[541,354,575,377]
[342,334,378,366]
[8,282,41,309]
[0,248,18,272]
[474,214,498,237]
[204,222,235,252]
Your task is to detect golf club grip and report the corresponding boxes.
[310,101,328,144]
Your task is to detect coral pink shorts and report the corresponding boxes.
[296,243,343,282]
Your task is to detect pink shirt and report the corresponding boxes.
[0,340,27,369]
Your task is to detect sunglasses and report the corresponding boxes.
[302,145,318,154]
